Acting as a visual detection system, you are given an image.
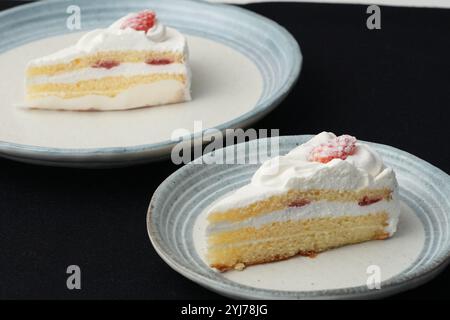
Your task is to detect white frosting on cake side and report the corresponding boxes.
[210,132,399,212]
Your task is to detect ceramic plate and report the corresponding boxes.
[147,135,450,299]
[0,0,301,167]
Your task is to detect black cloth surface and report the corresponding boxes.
[0,1,449,299]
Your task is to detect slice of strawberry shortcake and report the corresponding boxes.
[206,132,401,271]
[25,10,191,111]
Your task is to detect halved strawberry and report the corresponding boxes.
[358,196,383,206]
[120,10,156,32]
[288,199,311,207]
[92,60,120,69]
[146,58,173,65]
[308,134,357,163]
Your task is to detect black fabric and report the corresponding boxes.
[0,1,448,299]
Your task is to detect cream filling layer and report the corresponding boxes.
[207,199,401,237]
[24,80,191,111]
[27,63,188,85]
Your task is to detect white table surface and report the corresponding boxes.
[207,0,450,9]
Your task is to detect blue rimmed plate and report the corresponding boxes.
[147,135,450,299]
[0,0,301,167]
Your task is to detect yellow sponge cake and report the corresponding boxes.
[25,10,191,111]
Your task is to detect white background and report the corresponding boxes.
[208,0,450,9]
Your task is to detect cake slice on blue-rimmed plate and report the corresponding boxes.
[206,132,401,272]
[25,10,191,111]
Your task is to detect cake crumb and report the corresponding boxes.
[234,263,246,271]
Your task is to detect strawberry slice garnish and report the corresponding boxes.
[92,60,120,69]
[358,196,383,206]
[288,199,311,208]
[308,134,357,163]
[120,10,156,32]
[146,58,173,65]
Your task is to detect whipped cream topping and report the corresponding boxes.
[211,132,399,212]
[146,20,167,42]
[29,13,187,66]
[107,12,167,43]
[252,132,387,189]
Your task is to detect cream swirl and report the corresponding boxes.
[145,19,167,42]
